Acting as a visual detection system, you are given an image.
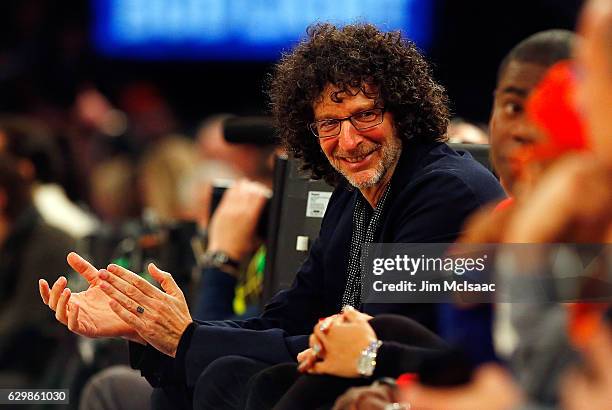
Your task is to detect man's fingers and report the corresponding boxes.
[314,318,331,342]
[48,276,67,311]
[67,302,80,333]
[100,269,151,306]
[298,351,317,372]
[297,348,310,362]
[106,264,160,299]
[99,278,146,315]
[307,360,327,375]
[298,349,315,364]
[67,252,98,283]
[108,299,145,332]
[39,279,50,305]
[309,333,318,348]
[148,263,182,298]
[55,288,71,325]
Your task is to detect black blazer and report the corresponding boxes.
[131,139,505,388]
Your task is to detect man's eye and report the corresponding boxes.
[354,110,378,122]
[503,102,523,116]
[318,120,339,131]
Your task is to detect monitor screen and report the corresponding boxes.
[92,0,433,60]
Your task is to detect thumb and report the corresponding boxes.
[148,263,182,298]
[67,252,98,284]
[297,348,310,362]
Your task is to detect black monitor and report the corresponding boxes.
[263,156,334,301]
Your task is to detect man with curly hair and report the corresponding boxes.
[270,24,449,191]
[40,24,503,409]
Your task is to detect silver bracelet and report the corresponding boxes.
[356,339,383,377]
[384,403,409,410]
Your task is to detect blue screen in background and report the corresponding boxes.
[93,0,433,60]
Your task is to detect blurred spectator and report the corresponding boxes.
[192,115,276,320]
[447,118,489,144]
[118,83,178,144]
[442,30,576,370]
[0,152,76,388]
[179,159,238,230]
[0,115,99,238]
[138,135,198,225]
[89,156,140,226]
[505,4,612,406]
[392,1,611,408]
[196,115,275,187]
[194,179,270,320]
[67,82,177,207]
[67,86,139,204]
[489,29,576,196]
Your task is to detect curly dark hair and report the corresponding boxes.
[268,23,450,186]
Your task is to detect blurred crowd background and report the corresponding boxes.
[0,0,584,238]
[0,0,601,408]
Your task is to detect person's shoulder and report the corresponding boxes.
[414,143,504,204]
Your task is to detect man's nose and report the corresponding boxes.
[337,121,363,152]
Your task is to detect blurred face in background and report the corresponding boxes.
[197,119,274,185]
[489,60,549,194]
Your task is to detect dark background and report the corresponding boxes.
[0,0,584,129]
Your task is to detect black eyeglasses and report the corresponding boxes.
[308,108,385,138]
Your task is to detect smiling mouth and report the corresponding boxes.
[344,154,369,163]
[338,146,380,163]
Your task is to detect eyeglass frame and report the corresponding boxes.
[308,107,386,139]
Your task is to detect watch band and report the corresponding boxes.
[199,250,241,272]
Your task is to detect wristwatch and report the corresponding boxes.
[357,340,383,377]
[199,250,241,274]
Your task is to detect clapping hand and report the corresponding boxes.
[39,252,144,343]
[97,263,192,357]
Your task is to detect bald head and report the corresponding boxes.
[497,29,576,83]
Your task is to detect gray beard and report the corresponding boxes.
[337,139,403,189]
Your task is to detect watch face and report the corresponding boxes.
[213,252,229,264]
